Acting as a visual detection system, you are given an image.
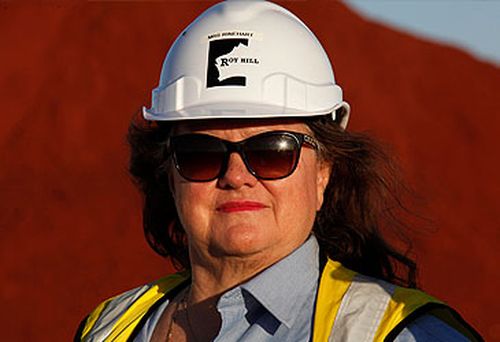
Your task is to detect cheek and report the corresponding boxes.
[171,175,213,238]
[270,157,320,232]
[299,156,322,206]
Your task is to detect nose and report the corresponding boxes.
[217,152,258,189]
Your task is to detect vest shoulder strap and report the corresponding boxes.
[313,259,441,342]
[80,271,189,341]
[312,259,356,342]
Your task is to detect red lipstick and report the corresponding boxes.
[217,201,267,213]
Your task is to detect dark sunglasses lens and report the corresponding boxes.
[172,135,226,181]
[245,134,299,179]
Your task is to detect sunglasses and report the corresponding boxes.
[168,130,320,182]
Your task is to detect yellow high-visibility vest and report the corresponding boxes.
[77,259,480,341]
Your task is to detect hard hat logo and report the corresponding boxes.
[207,31,260,88]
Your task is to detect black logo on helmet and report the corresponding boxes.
[207,38,248,88]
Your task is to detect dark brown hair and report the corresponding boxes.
[127,112,418,288]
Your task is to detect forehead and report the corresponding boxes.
[171,118,311,140]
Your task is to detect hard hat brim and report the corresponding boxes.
[142,101,350,124]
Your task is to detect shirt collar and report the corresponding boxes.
[240,235,320,329]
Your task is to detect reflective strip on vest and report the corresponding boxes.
[328,274,397,341]
[312,259,356,342]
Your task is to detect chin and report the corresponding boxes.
[208,224,273,258]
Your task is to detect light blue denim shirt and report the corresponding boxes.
[135,235,468,341]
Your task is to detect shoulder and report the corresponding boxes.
[317,259,482,341]
[387,303,484,342]
[74,282,154,341]
[75,272,189,341]
[394,314,481,342]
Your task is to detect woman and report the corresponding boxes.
[76,1,481,341]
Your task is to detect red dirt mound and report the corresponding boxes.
[1,1,498,340]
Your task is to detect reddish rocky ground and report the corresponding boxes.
[1,1,498,340]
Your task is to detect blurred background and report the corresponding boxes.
[347,0,500,66]
[1,1,499,340]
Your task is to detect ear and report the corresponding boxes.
[316,160,332,211]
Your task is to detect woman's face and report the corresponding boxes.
[169,119,331,264]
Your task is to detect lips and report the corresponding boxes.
[216,201,268,213]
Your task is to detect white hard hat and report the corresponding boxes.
[143,0,350,129]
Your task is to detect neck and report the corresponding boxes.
[187,249,286,304]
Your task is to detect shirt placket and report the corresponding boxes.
[214,288,249,341]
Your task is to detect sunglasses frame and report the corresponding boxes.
[168,130,320,182]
